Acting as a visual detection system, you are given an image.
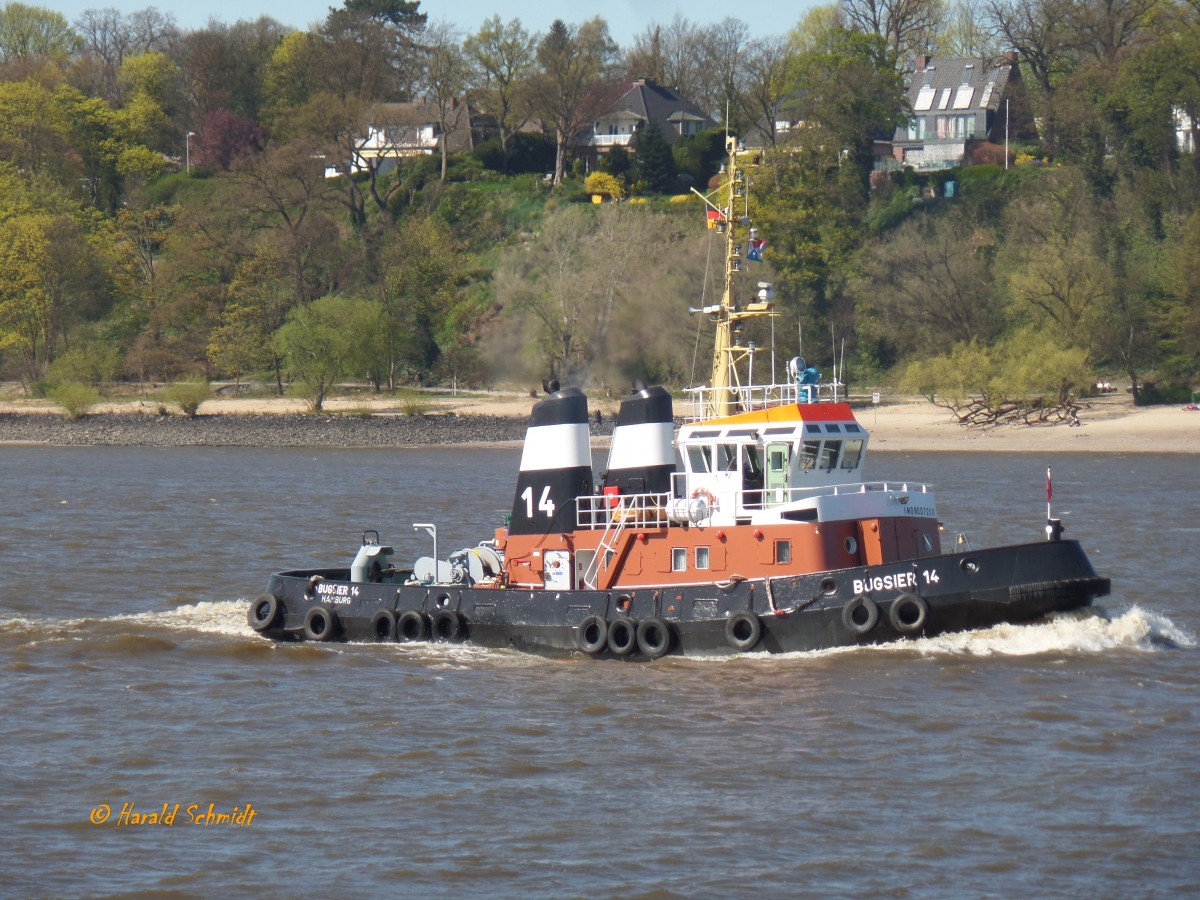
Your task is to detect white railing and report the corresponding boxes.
[577,491,673,530]
[681,380,844,422]
[572,480,934,529]
[590,134,634,147]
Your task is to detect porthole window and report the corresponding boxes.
[671,548,687,572]
[695,546,710,569]
[774,540,791,564]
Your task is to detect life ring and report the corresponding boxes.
[636,616,672,659]
[397,610,429,642]
[247,594,280,632]
[576,615,608,655]
[690,487,717,511]
[889,593,928,633]
[371,609,397,641]
[725,610,762,652]
[431,609,464,642]
[303,605,338,641]
[841,596,878,635]
[607,617,638,656]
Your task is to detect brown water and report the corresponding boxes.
[2,446,1197,897]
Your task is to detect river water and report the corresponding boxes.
[1,446,1197,898]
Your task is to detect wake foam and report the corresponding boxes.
[894,605,1194,657]
[2,602,1191,661]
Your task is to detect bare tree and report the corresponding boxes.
[939,0,1005,56]
[985,0,1074,150]
[695,17,749,124]
[623,14,706,103]
[737,36,795,148]
[1066,0,1159,62]
[531,18,619,184]
[421,21,472,181]
[839,0,943,58]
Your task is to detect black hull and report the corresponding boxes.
[249,540,1110,659]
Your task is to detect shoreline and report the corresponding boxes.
[1,394,1197,452]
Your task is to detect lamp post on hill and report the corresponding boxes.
[186,131,196,173]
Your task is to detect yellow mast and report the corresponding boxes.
[693,137,775,419]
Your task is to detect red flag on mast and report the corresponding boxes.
[1046,467,1052,503]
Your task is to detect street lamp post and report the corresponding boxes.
[186,131,195,173]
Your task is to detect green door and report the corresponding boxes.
[765,442,790,507]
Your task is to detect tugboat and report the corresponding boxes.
[248,139,1110,659]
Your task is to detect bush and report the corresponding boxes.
[49,382,101,420]
[48,344,122,386]
[1135,380,1192,405]
[585,171,624,200]
[165,378,213,417]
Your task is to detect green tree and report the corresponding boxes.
[0,2,78,62]
[0,211,108,382]
[274,294,386,410]
[533,18,619,185]
[633,120,678,194]
[901,329,1091,426]
[380,216,463,386]
[464,16,537,173]
[789,29,908,193]
[208,248,291,390]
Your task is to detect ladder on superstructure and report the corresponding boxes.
[581,499,630,590]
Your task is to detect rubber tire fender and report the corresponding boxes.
[430,609,464,643]
[371,609,397,642]
[636,616,672,660]
[841,596,879,635]
[725,610,762,652]
[247,594,280,632]
[889,593,929,633]
[577,615,608,655]
[396,610,429,643]
[303,605,338,642]
[607,617,638,656]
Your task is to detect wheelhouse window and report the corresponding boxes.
[840,439,864,469]
[686,445,712,473]
[672,548,687,572]
[800,440,820,470]
[819,440,841,470]
[718,443,738,471]
[695,546,710,569]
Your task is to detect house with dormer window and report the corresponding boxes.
[324,101,489,178]
[579,78,714,169]
[892,53,1035,171]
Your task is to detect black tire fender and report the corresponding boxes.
[841,596,879,635]
[607,617,638,656]
[430,609,464,643]
[636,616,672,659]
[889,593,929,633]
[577,615,608,655]
[371,609,397,642]
[725,610,762,652]
[247,594,280,632]
[303,605,338,642]
[397,610,429,643]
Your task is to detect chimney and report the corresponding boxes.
[915,55,929,72]
[1003,50,1017,65]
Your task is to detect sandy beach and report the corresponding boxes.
[0,389,1196,452]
